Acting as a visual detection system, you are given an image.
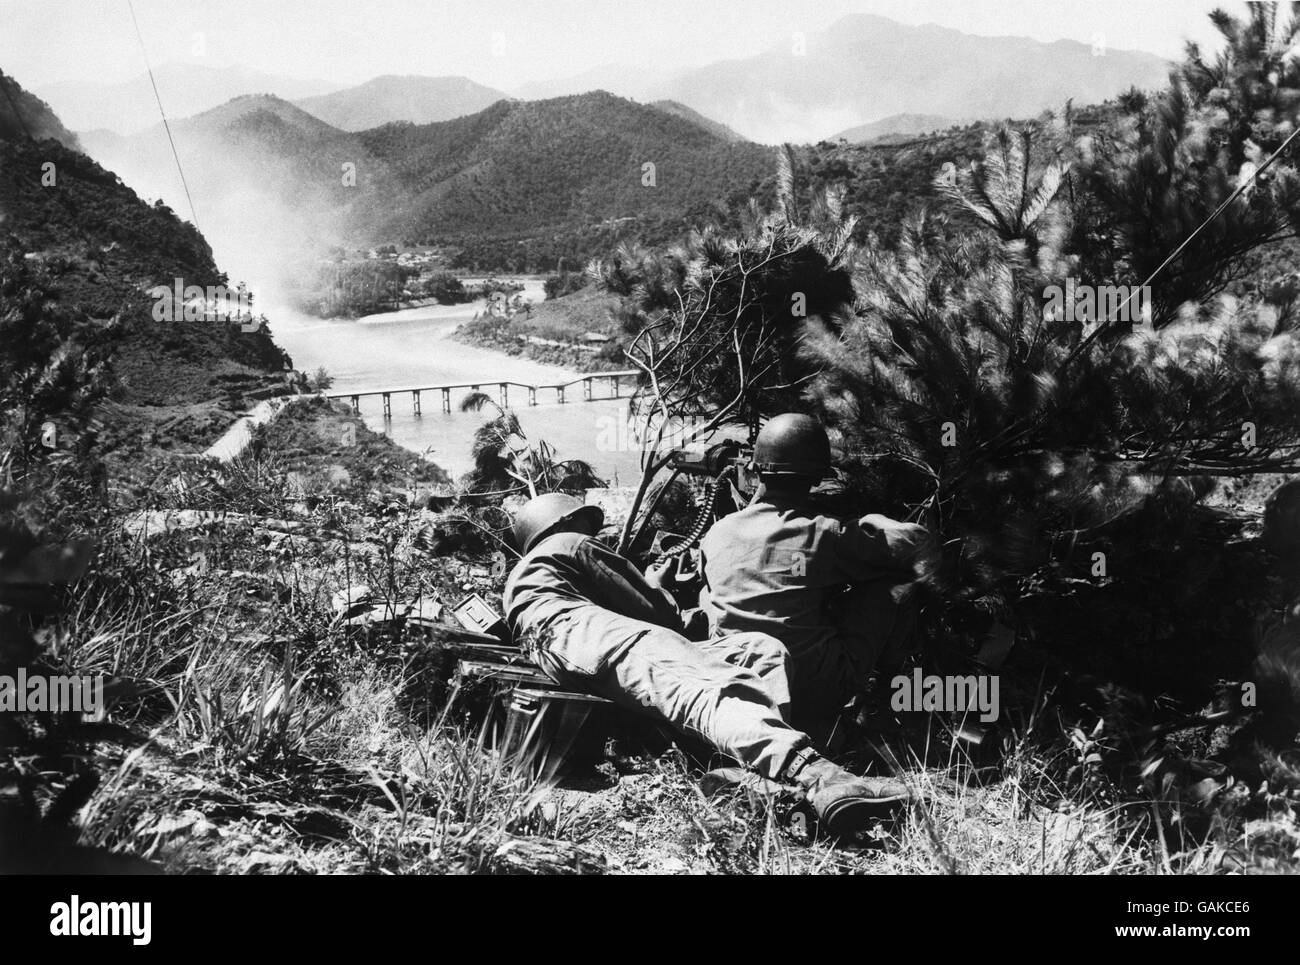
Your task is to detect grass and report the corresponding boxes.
[4,407,1299,874]
[515,285,620,341]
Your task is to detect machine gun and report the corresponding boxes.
[631,440,756,565]
[636,437,859,563]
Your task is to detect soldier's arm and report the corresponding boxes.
[832,513,936,581]
[645,553,713,639]
[576,538,690,633]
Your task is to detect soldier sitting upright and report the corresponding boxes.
[700,414,936,728]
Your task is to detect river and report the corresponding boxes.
[264,278,647,482]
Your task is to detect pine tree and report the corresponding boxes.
[0,244,113,480]
[592,148,860,546]
[1074,1,1300,325]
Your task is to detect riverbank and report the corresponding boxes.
[259,278,647,481]
[453,315,626,371]
[451,284,627,372]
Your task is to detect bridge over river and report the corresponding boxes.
[327,370,640,417]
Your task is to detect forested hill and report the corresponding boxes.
[0,72,290,417]
[649,100,745,142]
[0,68,81,150]
[767,103,1124,251]
[80,90,775,274]
[721,95,1296,301]
[363,91,774,261]
[829,113,956,145]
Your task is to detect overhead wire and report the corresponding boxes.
[125,0,202,232]
[1065,118,1300,364]
[980,111,1300,464]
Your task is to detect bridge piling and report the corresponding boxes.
[412,390,421,416]
[382,392,391,419]
[441,387,451,413]
[528,386,536,406]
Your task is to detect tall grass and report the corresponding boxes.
[27,452,1292,874]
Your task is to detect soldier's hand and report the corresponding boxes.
[644,555,678,591]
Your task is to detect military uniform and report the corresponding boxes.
[504,530,814,779]
[700,498,928,712]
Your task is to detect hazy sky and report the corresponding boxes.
[2,0,1230,91]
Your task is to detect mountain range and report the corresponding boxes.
[78,94,397,281]
[292,75,508,131]
[650,14,1170,143]
[39,15,1171,143]
[36,63,336,135]
[77,89,773,282]
[19,12,1178,300]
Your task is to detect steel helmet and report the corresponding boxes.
[752,414,832,478]
[511,493,605,554]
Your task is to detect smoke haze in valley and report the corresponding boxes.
[1,0,1232,314]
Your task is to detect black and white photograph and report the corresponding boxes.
[0,0,1295,912]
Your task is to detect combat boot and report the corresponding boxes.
[784,748,910,837]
